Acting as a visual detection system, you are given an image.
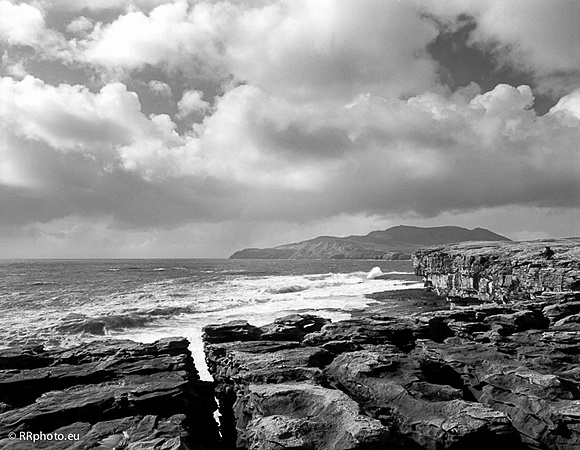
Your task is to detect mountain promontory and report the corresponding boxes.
[229,225,511,260]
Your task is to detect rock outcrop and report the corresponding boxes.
[0,338,220,450]
[414,239,580,302]
[204,286,580,448]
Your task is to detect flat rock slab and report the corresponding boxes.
[0,338,219,450]
[235,383,389,450]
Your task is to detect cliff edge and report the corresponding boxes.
[414,238,580,302]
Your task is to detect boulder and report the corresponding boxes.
[260,314,330,341]
[202,320,262,344]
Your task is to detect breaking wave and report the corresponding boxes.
[266,285,309,294]
[54,305,194,335]
[366,267,384,279]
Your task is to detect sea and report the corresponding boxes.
[0,259,422,379]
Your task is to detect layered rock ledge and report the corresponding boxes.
[0,338,220,449]
[414,238,580,302]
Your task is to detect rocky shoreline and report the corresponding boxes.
[0,338,220,449]
[1,239,579,449]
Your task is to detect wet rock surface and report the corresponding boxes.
[0,338,220,449]
[204,242,580,450]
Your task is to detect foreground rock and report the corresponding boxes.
[0,338,220,450]
[204,286,580,449]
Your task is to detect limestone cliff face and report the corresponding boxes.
[414,239,580,301]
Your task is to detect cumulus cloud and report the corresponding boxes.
[63,0,443,98]
[66,16,94,36]
[0,0,46,46]
[78,1,234,80]
[148,79,172,97]
[468,0,580,76]
[0,76,149,153]
[420,0,580,95]
[550,90,580,120]
[2,72,579,232]
[177,89,209,117]
[225,0,441,99]
[212,83,578,219]
[0,0,72,59]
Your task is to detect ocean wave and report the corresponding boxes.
[53,306,193,335]
[366,267,384,279]
[266,285,309,294]
[146,306,193,316]
[55,313,152,335]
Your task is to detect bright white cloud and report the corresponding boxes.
[0,76,149,151]
[79,1,234,80]
[227,0,440,99]
[0,0,47,46]
[177,89,209,117]
[550,89,580,120]
[68,0,441,98]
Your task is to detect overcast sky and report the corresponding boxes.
[1,0,579,258]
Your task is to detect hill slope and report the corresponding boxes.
[229,225,511,260]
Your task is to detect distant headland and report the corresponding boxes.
[229,225,511,260]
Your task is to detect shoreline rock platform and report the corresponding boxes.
[1,238,579,449]
[0,338,220,449]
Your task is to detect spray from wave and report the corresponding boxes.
[366,267,384,279]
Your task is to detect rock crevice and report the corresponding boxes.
[0,338,220,450]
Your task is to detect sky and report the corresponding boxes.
[0,0,579,258]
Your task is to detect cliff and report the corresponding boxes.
[230,225,511,260]
[414,238,580,302]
